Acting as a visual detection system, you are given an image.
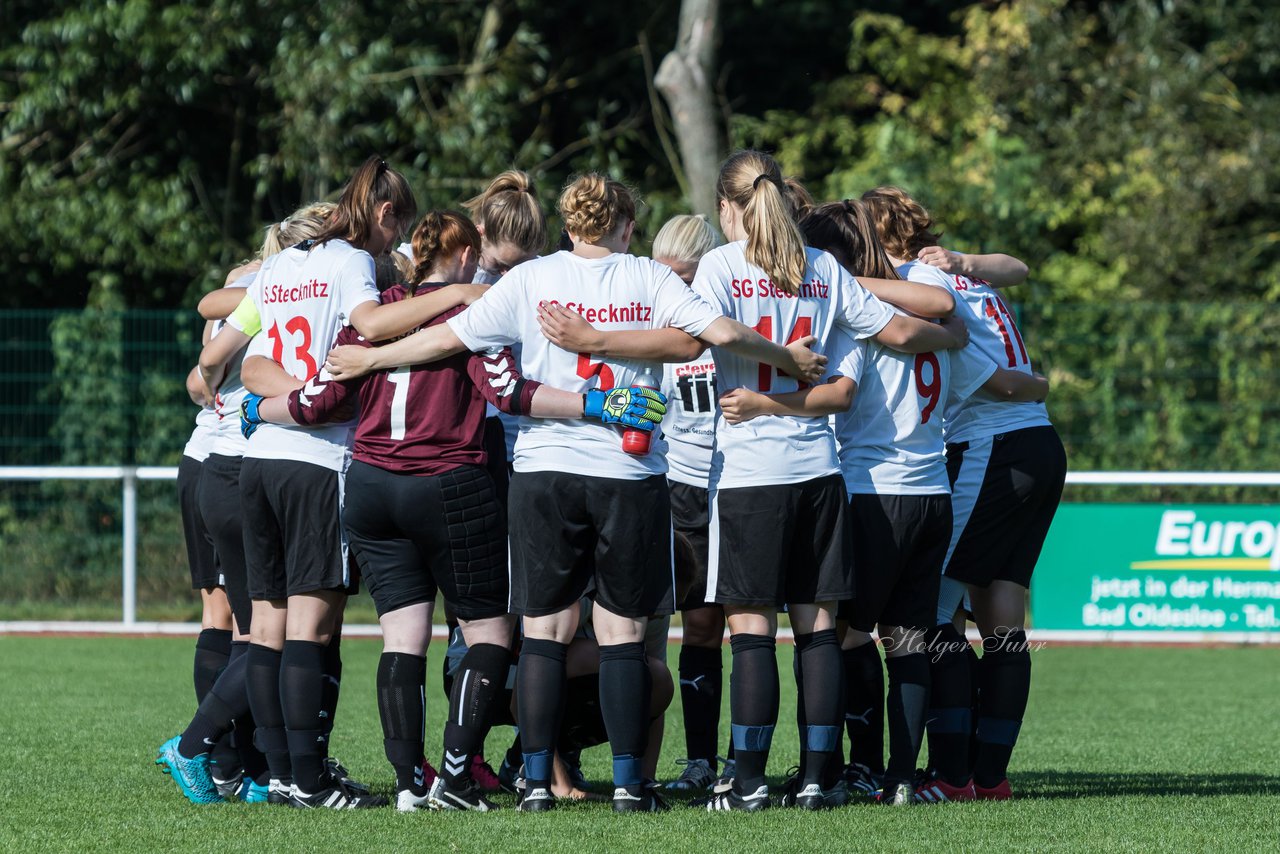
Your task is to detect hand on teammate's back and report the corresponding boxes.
[583,386,667,431]
[718,387,768,424]
[536,301,602,352]
[239,392,265,439]
[324,345,376,381]
[916,245,963,273]
[784,335,827,384]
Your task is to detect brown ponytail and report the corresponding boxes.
[800,200,900,280]
[715,150,807,294]
[859,186,942,261]
[463,170,548,255]
[409,210,481,295]
[313,155,418,250]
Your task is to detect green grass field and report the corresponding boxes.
[1,636,1277,853]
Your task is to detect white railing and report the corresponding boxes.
[0,465,178,626]
[0,466,1276,634]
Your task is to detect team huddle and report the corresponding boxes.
[159,148,1066,814]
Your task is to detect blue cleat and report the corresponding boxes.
[155,735,224,804]
[237,777,270,804]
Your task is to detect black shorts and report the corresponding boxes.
[483,416,510,510]
[840,493,951,632]
[670,481,712,611]
[198,454,252,632]
[343,461,508,621]
[178,456,220,589]
[240,458,352,600]
[507,471,674,619]
[709,473,852,608]
[944,425,1067,589]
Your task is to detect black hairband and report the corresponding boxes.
[753,174,771,190]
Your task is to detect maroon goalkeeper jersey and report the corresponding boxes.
[286,284,540,476]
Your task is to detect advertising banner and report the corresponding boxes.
[1031,504,1280,633]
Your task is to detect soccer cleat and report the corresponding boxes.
[664,758,716,791]
[713,757,736,790]
[155,736,224,804]
[428,776,499,812]
[497,758,521,794]
[877,781,914,806]
[267,778,293,805]
[698,784,771,812]
[212,768,245,800]
[613,783,670,813]
[843,762,884,798]
[975,779,1013,801]
[470,754,502,792]
[323,756,372,796]
[289,785,388,810]
[396,786,431,813]
[237,777,270,804]
[517,785,555,812]
[914,774,977,803]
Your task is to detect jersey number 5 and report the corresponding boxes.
[267,316,318,379]
[752,316,813,392]
[576,352,616,389]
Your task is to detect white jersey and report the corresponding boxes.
[448,250,722,480]
[472,265,521,461]
[899,260,1051,444]
[662,352,717,487]
[691,241,895,489]
[182,407,219,462]
[829,326,995,495]
[208,273,254,458]
[243,239,376,471]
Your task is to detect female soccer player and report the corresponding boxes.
[226,156,502,810]
[644,214,731,793]
[241,209,668,811]
[862,186,1067,801]
[323,172,828,813]
[158,203,335,805]
[533,151,967,811]
[720,199,1047,806]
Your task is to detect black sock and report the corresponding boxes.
[246,643,290,783]
[884,653,930,784]
[377,652,427,793]
[926,624,972,786]
[321,631,342,740]
[194,628,232,704]
[967,641,982,775]
[598,642,650,791]
[795,630,841,788]
[517,638,567,790]
[678,645,723,764]
[973,629,1031,788]
[222,642,266,781]
[792,637,807,781]
[179,641,249,758]
[504,733,523,769]
[728,633,778,795]
[280,639,327,794]
[843,642,885,774]
[442,643,509,786]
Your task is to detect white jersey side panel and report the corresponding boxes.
[899,260,1050,443]
[182,407,219,462]
[243,241,374,471]
[832,326,995,495]
[691,242,894,489]
[209,273,254,457]
[661,353,717,487]
[448,250,722,480]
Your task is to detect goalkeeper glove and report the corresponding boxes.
[583,386,667,432]
[240,392,265,440]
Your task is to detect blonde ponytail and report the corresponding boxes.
[716,150,807,294]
